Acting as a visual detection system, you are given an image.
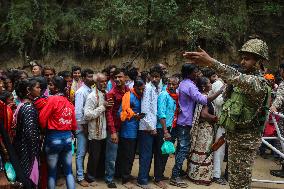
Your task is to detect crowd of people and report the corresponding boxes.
[0,38,283,189]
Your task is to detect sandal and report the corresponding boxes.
[169,177,188,188]
[212,177,227,185]
[154,181,168,189]
[123,182,135,189]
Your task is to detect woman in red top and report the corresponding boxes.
[39,76,77,189]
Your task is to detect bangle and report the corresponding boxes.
[3,149,8,154]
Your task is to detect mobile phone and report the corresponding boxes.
[139,113,146,117]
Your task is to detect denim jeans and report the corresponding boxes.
[171,125,191,179]
[75,130,87,181]
[105,132,119,183]
[45,130,75,189]
[137,131,154,185]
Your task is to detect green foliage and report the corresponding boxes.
[3,1,34,52]
[0,0,282,57]
[258,2,283,15]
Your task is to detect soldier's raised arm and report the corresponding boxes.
[183,39,269,96]
[210,60,266,96]
[271,81,284,110]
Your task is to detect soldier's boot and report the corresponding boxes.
[270,162,284,178]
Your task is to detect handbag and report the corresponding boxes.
[4,162,16,182]
[161,140,175,155]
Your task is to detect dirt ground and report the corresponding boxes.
[58,155,284,189]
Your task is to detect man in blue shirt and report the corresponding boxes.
[154,76,180,189]
[118,78,145,188]
[75,69,95,187]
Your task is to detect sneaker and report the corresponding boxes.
[106,181,117,188]
[136,183,152,189]
[270,170,284,178]
[78,179,89,187]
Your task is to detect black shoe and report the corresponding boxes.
[106,181,117,188]
[270,170,284,178]
[85,176,95,183]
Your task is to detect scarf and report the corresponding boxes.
[166,88,179,128]
[120,89,140,121]
[70,79,83,103]
[0,101,13,137]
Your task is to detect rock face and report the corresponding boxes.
[0,51,229,74]
[0,39,283,73]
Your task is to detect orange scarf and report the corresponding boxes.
[166,88,179,128]
[120,89,140,121]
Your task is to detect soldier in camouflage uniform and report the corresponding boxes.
[183,38,271,189]
[270,63,284,178]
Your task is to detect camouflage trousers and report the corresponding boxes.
[275,118,284,153]
[227,130,262,189]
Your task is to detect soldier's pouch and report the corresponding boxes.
[220,100,240,131]
[241,106,255,122]
[230,101,242,117]
[236,106,256,129]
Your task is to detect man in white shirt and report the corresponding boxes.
[205,69,226,185]
[84,73,112,183]
[137,66,163,189]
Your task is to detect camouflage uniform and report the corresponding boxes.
[272,81,284,138]
[212,39,270,189]
[272,81,284,152]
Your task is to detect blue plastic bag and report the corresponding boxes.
[161,141,175,155]
[72,139,75,155]
[4,162,16,182]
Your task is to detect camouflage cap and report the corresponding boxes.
[239,39,269,61]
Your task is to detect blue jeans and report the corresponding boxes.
[45,130,75,189]
[171,125,191,178]
[105,132,119,183]
[137,131,154,185]
[75,130,87,181]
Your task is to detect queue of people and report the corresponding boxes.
[0,38,284,189]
